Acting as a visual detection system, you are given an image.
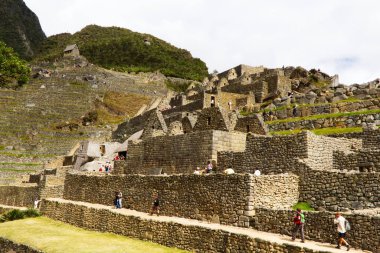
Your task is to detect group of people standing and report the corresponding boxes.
[292,209,351,251]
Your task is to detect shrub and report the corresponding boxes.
[292,202,315,211]
[0,208,40,223]
[3,209,25,221]
[0,41,31,88]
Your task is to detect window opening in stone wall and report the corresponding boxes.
[207,117,211,126]
[246,125,250,133]
[152,125,155,130]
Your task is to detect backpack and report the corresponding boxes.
[345,220,351,231]
[300,213,305,224]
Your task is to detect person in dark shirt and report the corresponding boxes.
[150,193,160,216]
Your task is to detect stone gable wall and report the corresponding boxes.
[63,173,298,227]
[252,208,379,252]
[41,199,322,253]
[122,130,246,174]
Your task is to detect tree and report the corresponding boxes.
[0,41,31,88]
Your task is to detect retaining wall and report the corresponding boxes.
[40,199,332,253]
[0,237,42,253]
[63,173,298,227]
[0,185,38,207]
[252,208,380,252]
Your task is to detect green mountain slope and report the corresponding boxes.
[0,0,46,59]
[36,25,209,81]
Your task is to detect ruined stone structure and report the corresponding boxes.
[63,44,80,57]
[1,64,380,252]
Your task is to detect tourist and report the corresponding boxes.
[150,193,160,216]
[254,170,261,176]
[334,212,350,251]
[292,104,298,117]
[114,155,120,161]
[206,161,213,173]
[115,191,123,209]
[224,168,235,175]
[291,208,305,243]
[194,167,202,175]
[33,198,41,209]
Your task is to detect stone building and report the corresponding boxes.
[63,44,80,57]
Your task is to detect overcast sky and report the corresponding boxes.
[24,0,380,84]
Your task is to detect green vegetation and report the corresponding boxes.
[266,109,380,125]
[165,79,192,92]
[0,209,40,223]
[292,202,315,211]
[95,91,151,125]
[0,0,46,59]
[36,25,208,81]
[0,217,189,253]
[0,41,31,88]
[271,126,363,136]
[0,162,42,166]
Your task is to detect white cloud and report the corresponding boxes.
[24,0,380,84]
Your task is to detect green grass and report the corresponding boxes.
[266,109,380,125]
[271,126,364,136]
[292,202,315,211]
[0,162,42,167]
[0,168,38,173]
[0,217,189,253]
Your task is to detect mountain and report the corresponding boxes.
[35,25,209,81]
[0,0,46,59]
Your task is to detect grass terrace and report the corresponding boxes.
[271,126,364,136]
[0,217,189,253]
[266,109,380,125]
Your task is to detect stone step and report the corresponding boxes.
[41,198,368,253]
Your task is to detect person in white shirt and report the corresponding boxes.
[224,168,235,175]
[334,212,350,251]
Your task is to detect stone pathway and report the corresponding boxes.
[47,198,370,253]
[0,204,27,211]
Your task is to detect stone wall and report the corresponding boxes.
[0,185,38,207]
[161,99,203,116]
[333,150,380,172]
[0,237,42,253]
[269,99,380,120]
[63,173,298,227]
[299,170,380,210]
[41,199,323,253]
[250,175,299,209]
[268,113,380,131]
[218,131,360,173]
[362,128,380,150]
[122,130,246,174]
[252,208,379,252]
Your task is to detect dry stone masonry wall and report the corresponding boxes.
[40,199,333,253]
[122,130,246,174]
[63,173,298,227]
[252,208,380,252]
[0,185,38,207]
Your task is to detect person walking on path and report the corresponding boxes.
[334,212,350,251]
[291,208,305,243]
[150,193,160,216]
[114,191,122,209]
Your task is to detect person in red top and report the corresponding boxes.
[292,208,305,243]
